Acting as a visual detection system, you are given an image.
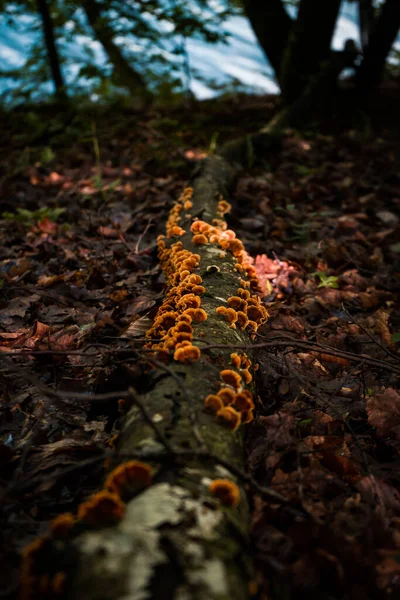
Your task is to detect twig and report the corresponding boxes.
[342,304,400,363]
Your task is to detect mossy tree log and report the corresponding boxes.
[68,158,257,599]
[22,154,274,600]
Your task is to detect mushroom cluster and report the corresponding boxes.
[166,186,193,238]
[216,288,268,339]
[19,460,153,599]
[204,355,256,430]
[189,218,263,292]
[144,236,206,363]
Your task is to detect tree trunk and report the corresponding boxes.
[358,0,376,52]
[35,0,67,100]
[242,0,292,80]
[356,0,400,97]
[280,0,342,104]
[82,0,149,101]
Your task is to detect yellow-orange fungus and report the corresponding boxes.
[217,388,236,405]
[199,222,212,233]
[50,513,75,538]
[190,221,202,233]
[225,240,245,257]
[175,340,192,349]
[179,269,191,281]
[236,311,249,329]
[212,218,228,230]
[105,461,152,496]
[237,288,251,299]
[217,200,232,215]
[21,536,47,561]
[242,410,254,424]
[177,294,201,310]
[77,491,125,525]
[242,369,252,384]
[247,321,258,334]
[209,479,240,507]
[225,308,238,325]
[220,369,242,389]
[177,313,192,324]
[173,345,201,363]
[184,200,193,210]
[241,355,252,369]
[188,274,202,284]
[51,572,66,594]
[246,305,267,323]
[183,187,194,198]
[204,395,224,413]
[170,226,185,237]
[234,392,255,412]
[217,406,242,431]
[189,308,208,322]
[192,234,208,245]
[230,353,241,368]
[174,331,193,343]
[191,285,206,295]
[152,311,177,330]
[216,306,227,316]
[228,296,247,311]
[175,322,193,333]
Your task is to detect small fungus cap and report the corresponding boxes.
[216,406,242,431]
[174,345,201,363]
[209,479,240,507]
[220,369,241,389]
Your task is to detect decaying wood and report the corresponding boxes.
[67,157,254,600]
[68,157,259,600]
[21,151,274,600]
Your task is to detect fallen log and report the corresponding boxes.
[20,154,272,600]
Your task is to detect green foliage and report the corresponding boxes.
[391,332,400,344]
[40,146,55,164]
[1,206,66,224]
[312,271,339,289]
[0,0,238,104]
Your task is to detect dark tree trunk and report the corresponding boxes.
[242,0,292,80]
[358,0,376,51]
[35,0,66,100]
[280,0,342,104]
[82,0,149,101]
[356,0,400,96]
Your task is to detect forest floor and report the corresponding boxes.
[0,94,400,600]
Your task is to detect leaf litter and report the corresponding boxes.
[0,97,399,599]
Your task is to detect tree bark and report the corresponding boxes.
[280,0,342,104]
[358,0,376,52]
[35,0,67,100]
[356,0,400,96]
[242,0,292,80]
[82,0,150,101]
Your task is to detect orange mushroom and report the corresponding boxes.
[77,491,125,526]
[209,479,240,507]
[216,406,242,431]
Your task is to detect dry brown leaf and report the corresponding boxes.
[366,388,400,438]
